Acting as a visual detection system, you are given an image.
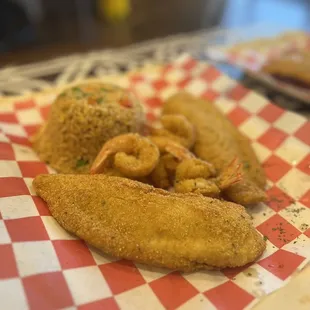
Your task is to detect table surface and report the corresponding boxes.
[2,0,310,66]
[1,0,310,116]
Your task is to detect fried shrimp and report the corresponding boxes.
[150,114,196,149]
[90,133,160,177]
[175,158,217,181]
[148,136,194,158]
[175,178,221,197]
[174,158,243,198]
[148,137,194,189]
[163,92,267,205]
[149,155,172,189]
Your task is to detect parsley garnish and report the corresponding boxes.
[73,87,86,97]
[101,87,113,92]
[76,159,89,168]
[243,161,250,169]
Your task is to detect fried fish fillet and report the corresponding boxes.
[33,174,265,271]
[163,92,267,205]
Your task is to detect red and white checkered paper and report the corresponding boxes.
[0,54,309,310]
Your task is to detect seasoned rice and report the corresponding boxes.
[32,83,144,173]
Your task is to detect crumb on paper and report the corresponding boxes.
[300,223,309,231]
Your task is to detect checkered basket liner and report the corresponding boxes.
[0,54,309,310]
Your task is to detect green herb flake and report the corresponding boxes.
[263,236,268,241]
[72,87,86,97]
[101,87,112,92]
[243,161,251,170]
[76,159,89,168]
[97,97,104,104]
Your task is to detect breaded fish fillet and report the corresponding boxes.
[33,174,265,271]
[163,92,267,205]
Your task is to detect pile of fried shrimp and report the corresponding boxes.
[90,114,243,199]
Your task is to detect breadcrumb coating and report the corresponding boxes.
[33,174,266,271]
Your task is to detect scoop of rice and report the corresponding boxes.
[32,83,144,173]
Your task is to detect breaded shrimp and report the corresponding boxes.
[148,137,193,188]
[91,133,160,177]
[163,92,267,205]
[174,158,243,198]
[150,114,196,149]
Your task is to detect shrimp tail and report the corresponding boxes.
[217,157,243,190]
[165,144,194,161]
[90,148,112,174]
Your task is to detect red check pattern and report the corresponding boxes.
[0,54,309,309]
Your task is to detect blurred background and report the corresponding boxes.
[1,0,310,65]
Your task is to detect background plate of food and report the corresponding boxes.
[0,54,309,310]
[207,31,310,107]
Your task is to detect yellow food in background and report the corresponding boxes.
[98,0,131,22]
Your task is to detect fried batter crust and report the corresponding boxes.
[33,174,265,271]
[163,92,267,205]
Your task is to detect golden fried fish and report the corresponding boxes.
[33,174,265,271]
[163,92,267,205]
